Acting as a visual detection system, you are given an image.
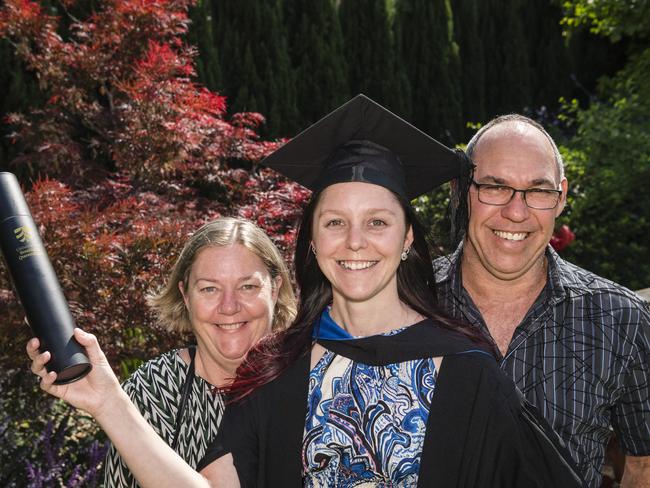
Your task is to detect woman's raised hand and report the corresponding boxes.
[27,328,122,418]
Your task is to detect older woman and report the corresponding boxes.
[101,217,296,486]
[29,96,584,487]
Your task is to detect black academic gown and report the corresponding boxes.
[199,319,585,487]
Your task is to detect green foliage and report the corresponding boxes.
[522,0,572,110]
[284,0,350,126]
[394,0,463,144]
[451,0,486,135]
[558,0,650,289]
[561,0,650,41]
[214,0,300,137]
[3,1,633,151]
[560,48,650,289]
[413,184,453,255]
[188,0,222,92]
[481,0,533,116]
[564,26,629,101]
[339,0,409,116]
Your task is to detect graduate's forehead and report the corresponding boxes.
[314,182,404,217]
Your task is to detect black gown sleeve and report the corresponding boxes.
[419,352,586,488]
[197,354,310,488]
[196,392,259,487]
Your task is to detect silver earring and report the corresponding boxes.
[310,243,317,256]
[401,247,410,261]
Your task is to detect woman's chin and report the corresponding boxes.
[214,342,253,363]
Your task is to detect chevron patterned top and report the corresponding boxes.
[103,349,225,487]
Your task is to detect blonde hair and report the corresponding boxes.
[148,217,296,334]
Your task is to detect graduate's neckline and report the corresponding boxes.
[312,307,429,341]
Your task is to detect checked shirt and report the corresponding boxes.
[435,245,650,488]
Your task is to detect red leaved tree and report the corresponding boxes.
[0,0,309,375]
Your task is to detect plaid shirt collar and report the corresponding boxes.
[436,241,596,309]
[436,242,580,359]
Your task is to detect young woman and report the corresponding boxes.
[29,96,584,487]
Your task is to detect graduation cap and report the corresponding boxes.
[262,94,469,200]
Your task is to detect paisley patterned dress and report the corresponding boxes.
[303,323,437,487]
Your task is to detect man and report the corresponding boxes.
[435,114,650,487]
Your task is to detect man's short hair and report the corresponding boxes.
[465,114,565,181]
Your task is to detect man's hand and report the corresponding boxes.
[622,455,650,488]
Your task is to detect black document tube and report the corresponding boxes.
[0,172,91,384]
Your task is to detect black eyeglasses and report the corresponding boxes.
[471,180,562,210]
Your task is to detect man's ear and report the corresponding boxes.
[556,177,568,217]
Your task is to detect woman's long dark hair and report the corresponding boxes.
[226,185,491,401]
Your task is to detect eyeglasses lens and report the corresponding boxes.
[477,186,558,209]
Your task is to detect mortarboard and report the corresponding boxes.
[262,94,469,200]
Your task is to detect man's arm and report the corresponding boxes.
[621,455,650,488]
[614,300,650,488]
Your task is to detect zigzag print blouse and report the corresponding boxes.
[103,349,224,488]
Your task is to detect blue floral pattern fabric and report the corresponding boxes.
[302,345,437,487]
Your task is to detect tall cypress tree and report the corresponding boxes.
[521,0,572,111]
[394,0,463,144]
[387,0,414,120]
[284,0,349,126]
[480,0,532,117]
[214,0,299,137]
[451,0,486,135]
[259,3,300,137]
[188,0,222,92]
[235,44,265,114]
[339,0,409,117]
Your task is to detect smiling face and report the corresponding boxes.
[179,244,279,372]
[311,182,413,306]
[465,122,567,281]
